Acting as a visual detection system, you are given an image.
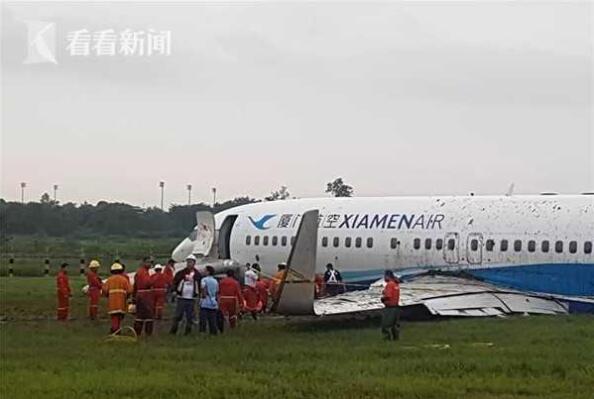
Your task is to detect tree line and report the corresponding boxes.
[1,178,353,239]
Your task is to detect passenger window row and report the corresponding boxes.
[245,235,295,247]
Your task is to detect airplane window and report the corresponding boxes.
[322,237,328,247]
[528,240,536,252]
[447,239,455,251]
[413,238,421,250]
[585,241,592,254]
[514,240,522,252]
[471,239,478,251]
[272,236,278,246]
[436,239,443,250]
[367,237,373,248]
[541,240,549,253]
[254,236,260,246]
[281,236,287,246]
[425,238,432,250]
[333,237,340,248]
[569,241,577,254]
[555,240,563,253]
[486,239,494,251]
[390,238,398,249]
[246,235,251,246]
[355,237,362,248]
[291,236,296,246]
[263,236,269,246]
[500,240,508,252]
[345,237,352,248]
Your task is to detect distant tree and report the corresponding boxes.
[40,193,51,203]
[326,178,354,197]
[265,186,290,201]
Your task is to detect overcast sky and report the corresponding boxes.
[1,1,592,207]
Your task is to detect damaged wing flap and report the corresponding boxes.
[192,211,215,258]
[274,209,319,315]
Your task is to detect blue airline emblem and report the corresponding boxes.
[248,214,276,230]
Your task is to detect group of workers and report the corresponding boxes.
[56,257,401,340]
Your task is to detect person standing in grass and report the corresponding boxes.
[199,265,219,335]
[218,269,243,329]
[163,258,176,303]
[56,262,71,321]
[86,260,102,320]
[150,264,168,320]
[133,257,155,337]
[381,270,401,341]
[170,255,200,335]
[102,263,133,334]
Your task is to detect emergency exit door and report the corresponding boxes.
[443,232,459,264]
[466,233,483,265]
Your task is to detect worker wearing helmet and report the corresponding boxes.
[86,260,102,320]
[102,263,132,334]
[150,263,168,320]
[170,254,200,335]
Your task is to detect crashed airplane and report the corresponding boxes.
[171,195,594,318]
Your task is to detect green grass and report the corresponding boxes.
[1,277,594,399]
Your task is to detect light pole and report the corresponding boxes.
[53,184,58,202]
[159,181,165,210]
[187,184,192,205]
[212,187,217,206]
[20,182,26,203]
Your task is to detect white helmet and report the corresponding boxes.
[154,263,163,270]
[185,254,197,262]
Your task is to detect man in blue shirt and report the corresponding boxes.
[199,265,219,335]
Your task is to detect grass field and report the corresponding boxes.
[1,277,594,399]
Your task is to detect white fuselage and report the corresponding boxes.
[174,195,594,296]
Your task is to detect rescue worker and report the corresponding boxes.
[163,258,176,302]
[151,264,168,319]
[380,270,401,341]
[133,257,155,336]
[170,255,200,335]
[86,260,102,320]
[270,263,287,300]
[102,262,132,334]
[56,262,71,321]
[324,263,344,297]
[253,264,269,313]
[199,265,219,335]
[218,269,243,329]
[243,264,259,320]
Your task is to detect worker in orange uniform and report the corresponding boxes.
[218,269,243,329]
[56,262,71,321]
[252,264,269,313]
[150,264,168,320]
[380,270,401,341]
[270,263,287,300]
[86,260,102,320]
[133,257,155,336]
[102,262,132,334]
[163,259,175,302]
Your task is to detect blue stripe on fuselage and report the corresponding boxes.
[340,263,594,297]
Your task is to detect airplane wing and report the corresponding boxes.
[312,274,570,317]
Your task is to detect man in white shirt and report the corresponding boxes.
[169,255,200,335]
[199,265,220,335]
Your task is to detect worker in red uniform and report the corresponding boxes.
[150,264,168,320]
[163,258,175,302]
[133,257,155,336]
[56,262,71,321]
[243,263,259,320]
[86,260,102,320]
[380,270,401,341]
[102,262,133,334]
[218,269,243,329]
[252,264,269,313]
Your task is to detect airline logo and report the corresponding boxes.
[248,214,276,230]
[249,213,445,230]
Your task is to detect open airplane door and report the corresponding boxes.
[273,209,319,315]
[192,211,215,258]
